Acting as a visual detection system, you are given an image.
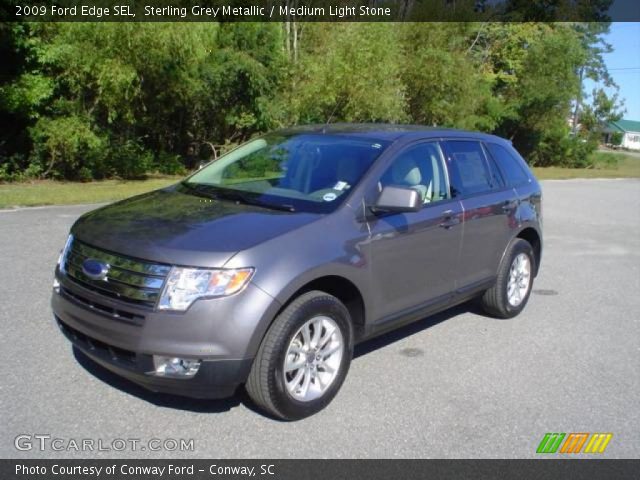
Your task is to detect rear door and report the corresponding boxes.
[441,140,516,290]
[365,141,463,322]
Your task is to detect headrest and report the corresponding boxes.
[391,155,422,186]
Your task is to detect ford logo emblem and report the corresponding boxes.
[82,258,109,281]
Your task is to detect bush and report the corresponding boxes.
[105,140,153,179]
[0,161,11,182]
[23,162,43,179]
[529,130,598,168]
[77,167,93,182]
[0,155,43,182]
[609,132,623,146]
[0,155,23,182]
[29,116,106,180]
[155,152,187,175]
[562,136,599,168]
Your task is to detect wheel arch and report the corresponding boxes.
[251,274,367,356]
[515,227,542,276]
[283,276,366,329]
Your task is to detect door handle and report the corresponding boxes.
[502,200,518,212]
[439,210,457,229]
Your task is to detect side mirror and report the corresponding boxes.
[371,186,422,214]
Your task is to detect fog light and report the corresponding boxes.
[53,277,60,292]
[153,356,201,377]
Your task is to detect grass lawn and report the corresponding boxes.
[533,151,640,180]
[0,176,180,209]
[1,151,638,209]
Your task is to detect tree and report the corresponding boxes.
[199,23,286,143]
[282,23,407,125]
[579,87,624,138]
[403,22,498,130]
[0,20,625,180]
[471,23,602,166]
[2,23,218,178]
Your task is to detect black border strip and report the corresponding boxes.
[3,459,640,480]
[2,0,640,23]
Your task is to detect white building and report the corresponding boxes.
[606,120,640,151]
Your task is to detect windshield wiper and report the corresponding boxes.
[183,182,295,212]
[180,181,219,199]
[213,190,296,213]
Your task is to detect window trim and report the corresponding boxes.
[481,142,507,190]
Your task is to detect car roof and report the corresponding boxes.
[276,123,509,144]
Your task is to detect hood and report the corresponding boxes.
[71,184,321,268]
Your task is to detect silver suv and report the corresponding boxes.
[52,124,542,420]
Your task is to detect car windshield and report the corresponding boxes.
[185,133,390,213]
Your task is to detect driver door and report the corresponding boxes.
[364,141,463,323]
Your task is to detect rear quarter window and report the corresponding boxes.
[485,142,530,187]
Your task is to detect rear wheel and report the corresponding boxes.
[246,290,353,420]
[481,238,535,318]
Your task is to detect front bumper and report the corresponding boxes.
[56,316,250,398]
[51,272,280,399]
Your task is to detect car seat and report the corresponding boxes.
[387,152,428,201]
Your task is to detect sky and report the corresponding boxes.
[584,22,640,121]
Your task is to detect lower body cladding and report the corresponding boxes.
[51,279,280,399]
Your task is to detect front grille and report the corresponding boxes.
[63,239,170,308]
[60,286,145,324]
[57,316,136,365]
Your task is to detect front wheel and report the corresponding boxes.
[481,238,536,319]
[246,290,353,420]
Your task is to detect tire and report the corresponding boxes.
[481,238,536,319]
[246,290,353,420]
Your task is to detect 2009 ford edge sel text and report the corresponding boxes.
[52,125,542,420]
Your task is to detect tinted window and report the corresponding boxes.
[379,142,449,204]
[483,144,506,189]
[443,141,493,197]
[485,142,530,186]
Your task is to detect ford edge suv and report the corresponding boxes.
[52,124,542,420]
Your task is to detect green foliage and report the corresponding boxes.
[537,133,599,168]
[589,150,620,168]
[403,23,497,130]
[29,115,105,179]
[284,23,407,124]
[105,139,153,179]
[0,73,54,119]
[609,131,623,146]
[0,21,624,180]
[0,155,30,182]
[202,23,286,139]
[155,152,187,176]
[580,87,624,135]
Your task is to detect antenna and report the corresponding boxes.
[326,101,340,126]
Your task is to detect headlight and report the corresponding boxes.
[158,267,254,311]
[57,234,74,274]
